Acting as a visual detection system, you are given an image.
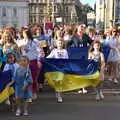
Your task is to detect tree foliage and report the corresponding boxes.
[82,4,94,13]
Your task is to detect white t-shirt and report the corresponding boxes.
[47,48,69,59]
[22,40,39,61]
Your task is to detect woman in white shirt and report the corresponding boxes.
[21,29,42,100]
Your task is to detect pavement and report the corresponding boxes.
[0,86,120,120]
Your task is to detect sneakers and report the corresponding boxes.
[26,98,32,103]
[16,109,29,116]
[16,109,21,116]
[96,90,104,101]
[108,78,112,81]
[78,88,87,94]
[108,78,119,84]
[78,90,82,94]
[96,94,100,101]
[82,88,87,94]
[113,78,118,84]
[32,93,37,100]
[56,92,63,103]
[57,96,63,103]
[23,110,28,116]
[100,91,104,99]
[5,99,11,105]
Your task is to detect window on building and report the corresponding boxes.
[39,17,42,23]
[32,17,34,24]
[29,15,32,23]
[2,7,6,17]
[2,24,6,28]
[32,6,34,12]
[40,9,43,13]
[36,6,38,13]
[14,24,17,28]
[34,16,36,23]
[54,5,57,13]
[66,6,69,13]
[39,0,43,2]
[118,8,120,19]
[32,6,36,13]
[66,17,69,23]
[30,5,32,12]
[57,6,61,13]
[13,8,17,17]
[44,0,47,3]
[67,0,69,3]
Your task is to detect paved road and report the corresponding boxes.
[0,90,120,120]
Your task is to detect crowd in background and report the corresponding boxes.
[0,23,120,116]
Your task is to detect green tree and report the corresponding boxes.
[82,4,94,13]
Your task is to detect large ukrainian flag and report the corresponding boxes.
[42,59,100,92]
[0,69,14,104]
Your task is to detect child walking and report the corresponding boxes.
[3,51,18,110]
[47,38,69,103]
[88,41,105,101]
[11,56,32,116]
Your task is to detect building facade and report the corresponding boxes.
[28,0,78,25]
[0,0,29,28]
[113,0,120,26]
[76,0,87,25]
[87,12,95,27]
[96,0,105,31]
[96,0,120,31]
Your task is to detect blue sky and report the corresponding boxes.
[80,0,96,8]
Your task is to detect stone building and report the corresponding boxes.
[0,0,29,28]
[87,12,95,27]
[96,0,120,31]
[28,0,78,25]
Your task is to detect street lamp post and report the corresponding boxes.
[51,0,55,23]
[112,0,116,26]
[62,0,65,25]
[103,0,106,30]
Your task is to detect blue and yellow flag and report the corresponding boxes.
[67,46,110,61]
[0,49,14,103]
[0,70,14,103]
[42,59,101,92]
